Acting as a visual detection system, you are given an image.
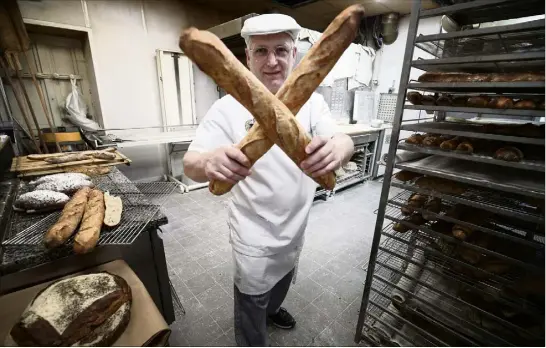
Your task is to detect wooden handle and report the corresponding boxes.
[180,28,338,191]
[208,5,365,195]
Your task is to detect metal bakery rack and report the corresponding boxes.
[2,171,178,248]
[355,0,545,346]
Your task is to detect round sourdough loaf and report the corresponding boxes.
[9,272,132,347]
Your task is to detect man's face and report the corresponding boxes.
[245,33,297,94]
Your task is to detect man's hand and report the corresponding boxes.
[204,146,252,184]
[300,136,343,178]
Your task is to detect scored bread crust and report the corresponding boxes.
[44,187,91,248]
[74,189,105,254]
[207,5,365,195]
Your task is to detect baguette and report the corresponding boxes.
[44,187,91,248]
[29,173,90,186]
[14,190,69,211]
[66,165,111,177]
[90,151,117,160]
[104,192,123,227]
[35,179,93,194]
[27,147,116,161]
[44,153,91,164]
[200,5,365,195]
[180,18,363,193]
[74,189,105,254]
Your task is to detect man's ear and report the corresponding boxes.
[245,47,250,68]
[292,46,297,59]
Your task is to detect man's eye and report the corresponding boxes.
[275,47,289,57]
[255,48,268,56]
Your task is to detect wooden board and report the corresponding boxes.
[11,150,131,177]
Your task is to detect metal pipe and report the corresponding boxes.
[0,56,42,153]
[354,0,421,343]
[12,55,49,153]
[21,50,63,153]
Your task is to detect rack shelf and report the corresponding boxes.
[404,105,545,118]
[400,121,545,145]
[407,81,545,93]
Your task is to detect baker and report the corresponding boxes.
[183,13,354,346]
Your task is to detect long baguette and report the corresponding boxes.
[208,5,365,195]
[27,147,116,161]
[43,187,91,248]
[180,29,338,191]
[73,189,105,254]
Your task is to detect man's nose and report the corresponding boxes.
[266,51,278,66]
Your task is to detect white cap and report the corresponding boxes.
[241,14,301,46]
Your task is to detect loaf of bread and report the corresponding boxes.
[45,153,91,164]
[406,91,422,105]
[421,95,436,106]
[487,96,513,109]
[422,197,441,221]
[415,176,466,195]
[10,272,131,346]
[440,136,462,150]
[514,99,537,109]
[66,165,111,177]
[27,148,116,161]
[455,140,474,154]
[422,134,442,147]
[393,213,426,233]
[44,187,91,249]
[74,189,105,254]
[405,133,424,145]
[467,96,490,108]
[35,179,94,194]
[13,190,70,212]
[90,151,117,160]
[394,170,422,182]
[435,94,452,106]
[494,146,524,162]
[103,192,123,227]
[29,173,91,187]
[198,5,365,195]
[451,96,468,107]
[401,193,427,215]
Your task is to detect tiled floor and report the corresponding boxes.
[160,180,384,346]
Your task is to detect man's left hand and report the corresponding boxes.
[300,136,343,178]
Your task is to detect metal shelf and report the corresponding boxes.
[400,121,545,145]
[414,19,545,59]
[391,178,544,224]
[419,0,545,26]
[389,190,544,249]
[407,81,545,93]
[395,155,544,198]
[404,104,545,118]
[398,142,545,172]
[412,52,545,73]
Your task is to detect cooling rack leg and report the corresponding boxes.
[354,0,421,343]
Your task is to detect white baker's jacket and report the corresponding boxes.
[189,93,336,295]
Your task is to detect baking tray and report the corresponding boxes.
[407,81,545,94]
[395,155,544,199]
[411,51,545,73]
[397,142,545,172]
[400,121,545,145]
[404,105,545,119]
[389,190,544,249]
[414,19,545,59]
[419,0,545,26]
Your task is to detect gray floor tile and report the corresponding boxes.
[178,296,209,322]
[282,290,310,317]
[269,324,315,347]
[312,290,350,319]
[178,233,202,248]
[209,332,237,347]
[181,314,224,346]
[170,274,194,301]
[196,284,232,313]
[309,267,341,295]
[185,272,216,296]
[210,303,234,333]
[196,250,227,271]
[337,299,361,332]
[295,303,333,336]
[185,241,216,261]
[311,321,358,347]
[324,257,356,278]
[296,257,321,279]
[172,260,206,282]
[207,261,233,289]
[291,277,324,302]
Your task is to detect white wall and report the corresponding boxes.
[17,0,230,181]
[372,15,442,122]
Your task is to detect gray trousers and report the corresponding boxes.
[234,269,295,347]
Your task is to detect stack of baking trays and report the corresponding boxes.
[0,167,177,273]
[355,1,545,346]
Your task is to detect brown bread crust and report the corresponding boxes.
[73,189,105,254]
[44,187,91,248]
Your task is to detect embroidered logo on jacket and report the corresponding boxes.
[245,119,255,132]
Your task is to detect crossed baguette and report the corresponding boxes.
[179,5,364,194]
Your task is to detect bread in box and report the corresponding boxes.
[10,272,132,347]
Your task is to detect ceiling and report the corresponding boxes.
[193,0,439,31]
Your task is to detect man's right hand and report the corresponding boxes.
[204,146,252,184]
